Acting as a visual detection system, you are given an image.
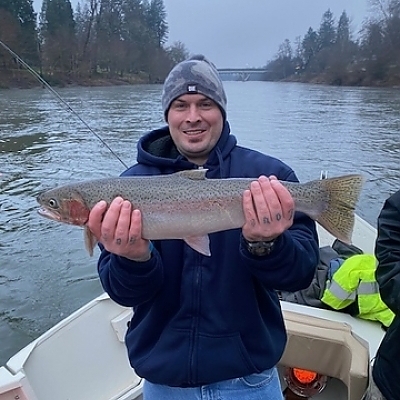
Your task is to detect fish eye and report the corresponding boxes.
[48,198,58,208]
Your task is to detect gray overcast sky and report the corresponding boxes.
[33,0,370,68]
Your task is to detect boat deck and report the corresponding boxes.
[0,215,385,400]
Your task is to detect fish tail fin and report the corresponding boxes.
[84,226,98,257]
[316,174,364,244]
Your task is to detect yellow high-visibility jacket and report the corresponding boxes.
[321,254,395,327]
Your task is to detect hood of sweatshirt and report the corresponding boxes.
[136,121,237,178]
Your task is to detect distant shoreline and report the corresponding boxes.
[0,69,152,90]
[1,68,399,90]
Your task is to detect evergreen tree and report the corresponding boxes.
[361,21,388,80]
[39,0,76,73]
[329,11,356,85]
[145,0,168,47]
[265,2,400,85]
[95,0,124,75]
[336,11,351,49]
[301,27,319,71]
[315,9,337,72]
[318,9,336,50]
[121,0,148,73]
[385,0,400,58]
[0,0,38,66]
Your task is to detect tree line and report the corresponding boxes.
[266,0,400,86]
[1,0,400,87]
[0,0,190,87]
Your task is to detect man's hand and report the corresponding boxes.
[242,175,294,242]
[87,197,151,261]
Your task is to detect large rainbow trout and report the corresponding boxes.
[36,170,364,256]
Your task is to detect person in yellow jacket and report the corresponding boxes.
[321,253,395,328]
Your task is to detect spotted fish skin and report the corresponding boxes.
[36,170,364,255]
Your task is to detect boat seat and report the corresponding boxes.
[0,294,141,400]
[280,309,369,400]
[279,310,369,400]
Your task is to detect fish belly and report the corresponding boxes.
[140,197,245,240]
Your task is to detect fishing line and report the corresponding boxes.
[0,39,129,169]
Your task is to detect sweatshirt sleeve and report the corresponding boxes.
[239,211,319,292]
[97,244,164,307]
[375,190,400,315]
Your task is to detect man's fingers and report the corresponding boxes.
[270,179,294,221]
[256,176,278,224]
[128,209,143,246]
[100,197,123,242]
[114,200,132,245]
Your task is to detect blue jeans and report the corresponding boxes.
[143,367,284,400]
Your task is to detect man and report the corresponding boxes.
[371,189,400,400]
[88,54,319,400]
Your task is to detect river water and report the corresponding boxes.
[0,81,399,365]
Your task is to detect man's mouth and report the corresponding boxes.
[183,129,205,135]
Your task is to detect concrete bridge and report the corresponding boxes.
[217,68,270,81]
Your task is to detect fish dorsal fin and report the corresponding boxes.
[184,235,211,256]
[176,169,208,180]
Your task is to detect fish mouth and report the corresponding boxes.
[37,207,61,222]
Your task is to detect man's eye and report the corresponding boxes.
[174,103,186,109]
[200,102,212,108]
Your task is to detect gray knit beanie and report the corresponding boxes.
[161,54,227,120]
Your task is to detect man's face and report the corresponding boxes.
[167,93,224,165]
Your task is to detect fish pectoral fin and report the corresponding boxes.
[84,226,98,257]
[183,235,211,256]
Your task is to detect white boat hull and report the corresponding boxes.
[0,215,385,400]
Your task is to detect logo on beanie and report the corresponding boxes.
[187,84,198,92]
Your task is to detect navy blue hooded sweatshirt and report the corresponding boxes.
[97,121,319,387]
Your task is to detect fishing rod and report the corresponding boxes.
[0,39,129,169]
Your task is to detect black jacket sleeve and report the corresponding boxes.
[372,190,400,399]
[375,189,400,315]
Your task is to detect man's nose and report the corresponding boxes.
[186,104,201,122]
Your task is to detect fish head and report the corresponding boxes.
[36,187,90,226]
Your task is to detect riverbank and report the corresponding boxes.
[0,69,151,89]
[282,70,400,88]
[1,68,400,89]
